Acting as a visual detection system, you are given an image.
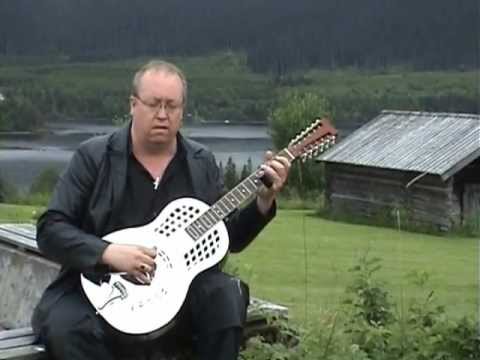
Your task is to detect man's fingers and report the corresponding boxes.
[133,271,151,285]
[139,263,152,273]
[138,245,157,258]
[274,156,291,170]
[264,150,274,162]
[260,155,290,191]
[138,253,156,267]
[269,159,288,178]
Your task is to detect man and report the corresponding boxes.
[32,60,290,360]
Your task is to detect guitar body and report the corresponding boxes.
[80,197,229,335]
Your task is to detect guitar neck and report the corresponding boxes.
[185,148,294,241]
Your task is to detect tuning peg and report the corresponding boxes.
[289,134,300,146]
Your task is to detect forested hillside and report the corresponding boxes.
[0,0,477,74]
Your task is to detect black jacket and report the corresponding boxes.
[33,123,274,328]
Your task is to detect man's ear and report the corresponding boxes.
[129,96,136,116]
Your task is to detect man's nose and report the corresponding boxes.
[155,105,168,117]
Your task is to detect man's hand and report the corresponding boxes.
[256,151,291,215]
[101,244,157,284]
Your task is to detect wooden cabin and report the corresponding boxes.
[318,110,480,232]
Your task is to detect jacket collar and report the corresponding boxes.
[106,121,209,201]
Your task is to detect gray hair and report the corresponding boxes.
[132,60,188,104]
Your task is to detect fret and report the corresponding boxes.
[232,188,245,202]
[244,177,259,192]
[211,208,222,222]
[227,195,240,208]
[219,200,233,216]
[204,210,217,225]
[185,224,200,240]
[190,220,206,240]
[211,205,223,219]
[237,183,252,198]
[196,217,209,232]
[223,195,237,209]
[200,216,212,228]
[216,202,229,216]
[278,148,295,161]
[250,176,261,187]
[191,220,201,236]
[199,212,213,227]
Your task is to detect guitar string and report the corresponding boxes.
[303,210,308,325]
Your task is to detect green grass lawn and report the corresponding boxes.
[1,203,477,326]
[229,209,478,324]
[0,203,41,222]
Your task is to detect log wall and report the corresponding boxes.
[324,163,462,231]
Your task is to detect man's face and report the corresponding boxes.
[130,70,184,148]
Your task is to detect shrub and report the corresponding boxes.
[239,254,480,359]
[30,167,60,195]
[268,90,334,196]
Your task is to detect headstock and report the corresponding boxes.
[287,118,338,162]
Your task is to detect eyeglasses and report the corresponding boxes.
[134,95,182,114]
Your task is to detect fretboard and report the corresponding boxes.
[185,148,294,240]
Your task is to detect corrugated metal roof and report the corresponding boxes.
[319,110,480,179]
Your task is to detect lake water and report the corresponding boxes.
[0,122,272,192]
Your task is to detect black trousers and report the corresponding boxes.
[32,270,249,360]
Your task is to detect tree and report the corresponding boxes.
[268,90,333,195]
[240,157,253,180]
[0,95,45,131]
[224,157,238,190]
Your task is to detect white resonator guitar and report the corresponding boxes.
[81,118,337,335]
